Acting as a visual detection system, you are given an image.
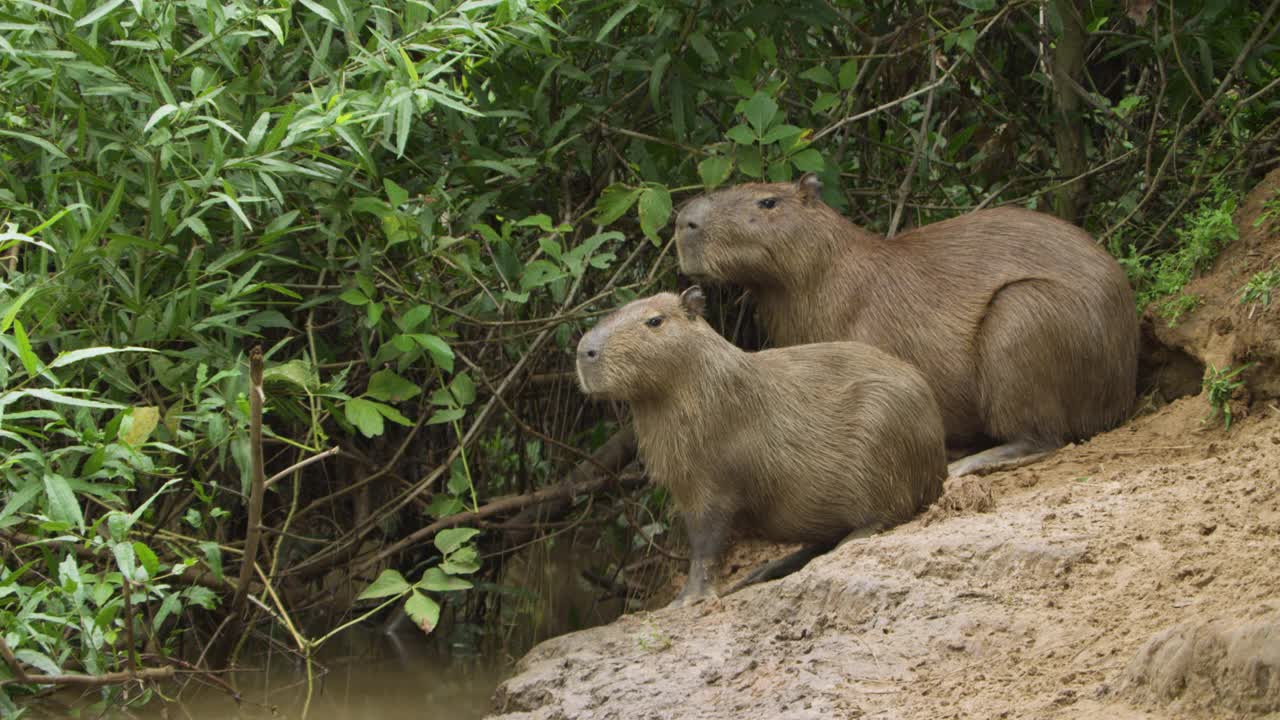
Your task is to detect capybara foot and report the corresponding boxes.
[948,439,1057,477]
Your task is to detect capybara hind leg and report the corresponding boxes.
[726,544,830,595]
[666,509,732,609]
[727,523,884,595]
[947,439,1056,477]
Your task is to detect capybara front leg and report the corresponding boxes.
[947,438,1057,477]
[666,509,731,609]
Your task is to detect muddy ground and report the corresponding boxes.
[486,170,1280,720]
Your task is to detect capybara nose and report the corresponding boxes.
[677,196,711,234]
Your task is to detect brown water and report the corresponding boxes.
[31,538,642,719]
[118,633,504,720]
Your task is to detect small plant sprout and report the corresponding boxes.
[1202,363,1251,430]
[1239,268,1280,318]
[1252,190,1280,229]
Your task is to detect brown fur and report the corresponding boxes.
[576,289,946,607]
[675,176,1140,475]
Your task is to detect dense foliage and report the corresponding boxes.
[1,0,1276,712]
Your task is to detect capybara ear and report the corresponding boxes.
[797,173,823,204]
[679,286,706,319]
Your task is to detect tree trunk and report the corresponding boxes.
[1052,0,1089,223]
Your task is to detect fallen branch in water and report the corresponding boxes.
[359,428,642,571]
[0,636,175,688]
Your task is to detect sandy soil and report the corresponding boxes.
[485,170,1280,720]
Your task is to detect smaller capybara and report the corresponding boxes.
[575,287,946,607]
[675,174,1140,477]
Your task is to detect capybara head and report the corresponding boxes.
[675,173,846,284]
[576,287,708,401]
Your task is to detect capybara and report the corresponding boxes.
[675,174,1140,476]
[575,287,946,607]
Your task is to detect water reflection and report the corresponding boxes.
[126,631,503,720]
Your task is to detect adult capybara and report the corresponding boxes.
[575,287,945,607]
[675,174,1140,477]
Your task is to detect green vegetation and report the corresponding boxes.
[1255,191,1280,228]
[1240,267,1280,314]
[1123,183,1240,325]
[1,0,1277,713]
[1203,363,1252,429]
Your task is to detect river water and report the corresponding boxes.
[120,632,504,720]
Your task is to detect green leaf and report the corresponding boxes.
[246,111,271,151]
[263,359,319,393]
[0,286,39,333]
[412,334,454,372]
[689,33,719,65]
[48,345,154,369]
[761,124,804,145]
[698,155,733,190]
[133,542,159,578]
[520,260,566,290]
[373,401,414,427]
[725,124,756,145]
[112,541,137,580]
[427,408,466,425]
[744,92,779,134]
[345,397,385,438]
[417,567,472,592]
[593,185,643,226]
[384,178,409,208]
[595,0,639,42]
[440,546,480,574]
[14,650,60,677]
[0,228,54,253]
[955,28,978,54]
[258,14,285,44]
[397,305,432,332]
[75,0,126,28]
[20,389,123,409]
[200,541,223,582]
[12,319,39,377]
[799,65,835,87]
[143,104,179,133]
[367,369,421,403]
[838,59,860,90]
[649,52,671,111]
[404,591,440,633]
[449,372,476,406]
[121,406,160,447]
[790,149,825,172]
[639,185,672,245]
[435,527,480,554]
[358,569,410,600]
[339,288,369,306]
[298,0,338,24]
[43,473,84,531]
[0,130,69,160]
[738,145,763,178]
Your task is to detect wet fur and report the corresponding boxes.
[677,180,1140,452]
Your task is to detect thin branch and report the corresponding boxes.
[813,4,1013,143]
[229,346,266,621]
[888,45,938,238]
[361,468,648,572]
[0,636,175,687]
[264,445,340,490]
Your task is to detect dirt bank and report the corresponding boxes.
[486,172,1280,720]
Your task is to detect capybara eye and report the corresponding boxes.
[645,316,664,328]
[757,198,778,209]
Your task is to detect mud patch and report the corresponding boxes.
[921,474,996,525]
[1124,606,1280,715]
